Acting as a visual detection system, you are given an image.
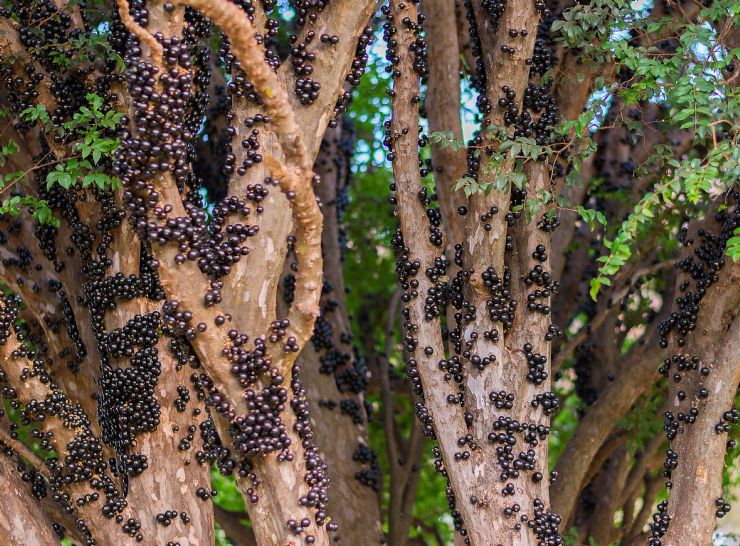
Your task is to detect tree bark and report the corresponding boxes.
[388,0,558,542]
[424,0,467,251]
[552,201,740,527]
[298,126,384,544]
[663,259,740,544]
[0,456,61,546]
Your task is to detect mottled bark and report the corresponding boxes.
[389,0,556,542]
[113,1,329,542]
[387,2,476,542]
[222,0,379,337]
[663,260,740,545]
[459,1,556,540]
[0,456,61,546]
[0,336,139,545]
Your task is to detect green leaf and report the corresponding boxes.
[1,139,18,157]
[727,228,740,262]
[510,171,527,189]
[20,104,50,125]
[454,176,476,192]
[589,278,602,301]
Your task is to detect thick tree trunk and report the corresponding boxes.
[298,126,384,544]
[663,259,740,545]
[388,0,557,543]
[111,0,383,542]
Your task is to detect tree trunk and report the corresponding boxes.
[662,256,740,544]
[298,125,384,544]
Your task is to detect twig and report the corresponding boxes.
[0,425,49,476]
[553,259,676,372]
[0,154,58,196]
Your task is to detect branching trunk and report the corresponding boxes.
[388,0,559,542]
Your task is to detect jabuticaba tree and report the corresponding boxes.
[0,0,737,544]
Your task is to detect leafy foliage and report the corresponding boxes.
[590,142,738,299]
[728,226,740,262]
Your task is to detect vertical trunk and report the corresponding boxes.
[298,126,384,544]
[424,0,467,251]
[388,0,558,542]
[662,247,740,544]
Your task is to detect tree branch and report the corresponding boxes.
[214,506,257,546]
[552,200,740,526]
[424,0,467,250]
[0,454,61,545]
[663,263,740,543]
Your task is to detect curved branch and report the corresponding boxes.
[0,426,49,476]
[173,0,323,346]
[115,0,164,65]
[172,0,311,173]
